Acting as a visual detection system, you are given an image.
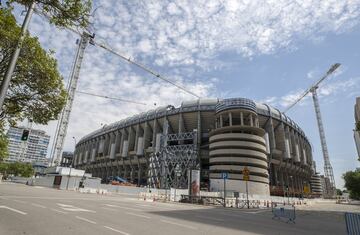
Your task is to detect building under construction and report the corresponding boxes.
[74,98,316,196]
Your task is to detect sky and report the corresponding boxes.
[11,0,360,188]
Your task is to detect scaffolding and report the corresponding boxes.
[148,131,198,189]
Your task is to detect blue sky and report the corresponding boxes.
[12,0,360,188]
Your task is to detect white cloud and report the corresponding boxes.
[260,77,360,110]
[10,0,360,158]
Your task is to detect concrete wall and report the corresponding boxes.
[29,175,55,187]
[210,179,269,196]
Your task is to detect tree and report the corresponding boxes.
[0,162,34,177]
[0,8,67,125]
[343,169,360,200]
[356,121,360,131]
[8,0,92,28]
[0,125,8,161]
[336,189,343,196]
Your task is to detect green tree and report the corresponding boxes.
[0,125,8,161]
[1,162,34,177]
[1,8,67,125]
[0,162,9,175]
[336,189,343,196]
[356,121,360,131]
[8,0,92,28]
[343,169,360,200]
[19,163,34,177]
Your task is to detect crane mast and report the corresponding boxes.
[50,33,92,166]
[283,63,340,197]
[311,88,336,194]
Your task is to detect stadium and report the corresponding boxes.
[74,98,315,196]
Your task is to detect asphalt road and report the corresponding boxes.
[0,183,348,235]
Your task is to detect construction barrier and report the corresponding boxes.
[345,212,360,235]
[272,205,296,223]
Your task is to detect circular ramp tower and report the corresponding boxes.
[209,98,270,195]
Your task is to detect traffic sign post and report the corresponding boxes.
[221,172,228,207]
[243,167,250,209]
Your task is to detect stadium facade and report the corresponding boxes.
[74,98,315,196]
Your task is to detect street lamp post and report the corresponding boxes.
[290,175,293,203]
[66,137,76,190]
[0,2,35,111]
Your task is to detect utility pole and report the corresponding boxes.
[50,32,93,166]
[0,2,35,111]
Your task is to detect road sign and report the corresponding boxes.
[243,167,250,176]
[221,172,228,179]
[243,167,250,181]
[304,185,310,194]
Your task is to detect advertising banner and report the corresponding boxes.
[191,170,200,196]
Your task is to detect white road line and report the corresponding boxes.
[13,199,26,204]
[244,210,266,214]
[0,206,27,215]
[101,207,117,212]
[133,204,152,208]
[195,215,224,222]
[56,203,96,213]
[31,203,46,209]
[104,204,141,211]
[75,216,97,224]
[125,212,151,219]
[103,226,130,235]
[50,208,68,214]
[160,219,197,230]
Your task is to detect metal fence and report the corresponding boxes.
[345,212,360,235]
[272,205,296,223]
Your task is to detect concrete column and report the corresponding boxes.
[179,113,184,133]
[114,131,121,154]
[250,113,253,126]
[219,114,223,128]
[229,112,232,126]
[143,122,149,150]
[152,119,158,152]
[240,112,244,125]
[134,124,140,153]
[128,126,135,152]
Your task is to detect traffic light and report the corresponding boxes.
[21,129,30,141]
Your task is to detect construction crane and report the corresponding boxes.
[76,90,147,105]
[47,20,201,166]
[283,63,341,196]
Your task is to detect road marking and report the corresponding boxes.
[133,204,152,208]
[104,204,141,211]
[160,219,197,230]
[56,203,96,213]
[13,199,26,204]
[34,186,44,189]
[0,206,27,215]
[51,208,68,214]
[76,216,97,224]
[103,226,130,235]
[101,207,117,212]
[195,215,224,222]
[244,210,266,214]
[31,203,46,209]
[125,212,150,219]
